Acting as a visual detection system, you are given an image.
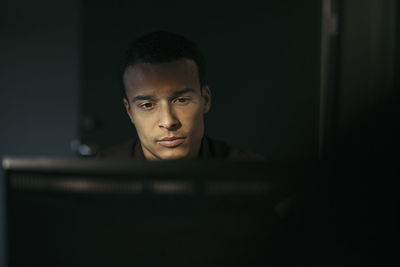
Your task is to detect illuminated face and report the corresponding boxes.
[123,59,211,160]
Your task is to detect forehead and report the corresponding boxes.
[123,59,200,96]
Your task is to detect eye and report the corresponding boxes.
[175,97,190,104]
[139,102,153,109]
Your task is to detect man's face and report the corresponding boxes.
[123,59,211,160]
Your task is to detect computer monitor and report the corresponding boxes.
[2,157,300,267]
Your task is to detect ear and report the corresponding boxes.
[201,85,211,114]
[123,98,135,124]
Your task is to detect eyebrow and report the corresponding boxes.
[131,88,197,103]
[131,95,155,103]
[170,88,197,99]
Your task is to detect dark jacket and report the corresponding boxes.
[96,135,265,161]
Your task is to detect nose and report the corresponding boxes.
[158,103,181,130]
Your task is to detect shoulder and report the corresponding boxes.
[96,138,137,159]
[204,136,266,161]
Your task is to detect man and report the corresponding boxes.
[97,31,263,160]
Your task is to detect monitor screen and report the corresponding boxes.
[3,157,300,267]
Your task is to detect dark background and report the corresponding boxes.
[1,0,399,266]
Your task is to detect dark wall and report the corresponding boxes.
[0,1,80,265]
[336,0,398,140]
[0,1,80,156]
[80,0,322,160]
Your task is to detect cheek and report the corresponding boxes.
[180,107,204,132]
[132,114,154,139]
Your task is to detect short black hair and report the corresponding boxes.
[121,31,206,97]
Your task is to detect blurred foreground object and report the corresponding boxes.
[2,157,303,267]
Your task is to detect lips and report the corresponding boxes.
[157,137,186,148]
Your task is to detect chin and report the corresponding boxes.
[158,149,190,160]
